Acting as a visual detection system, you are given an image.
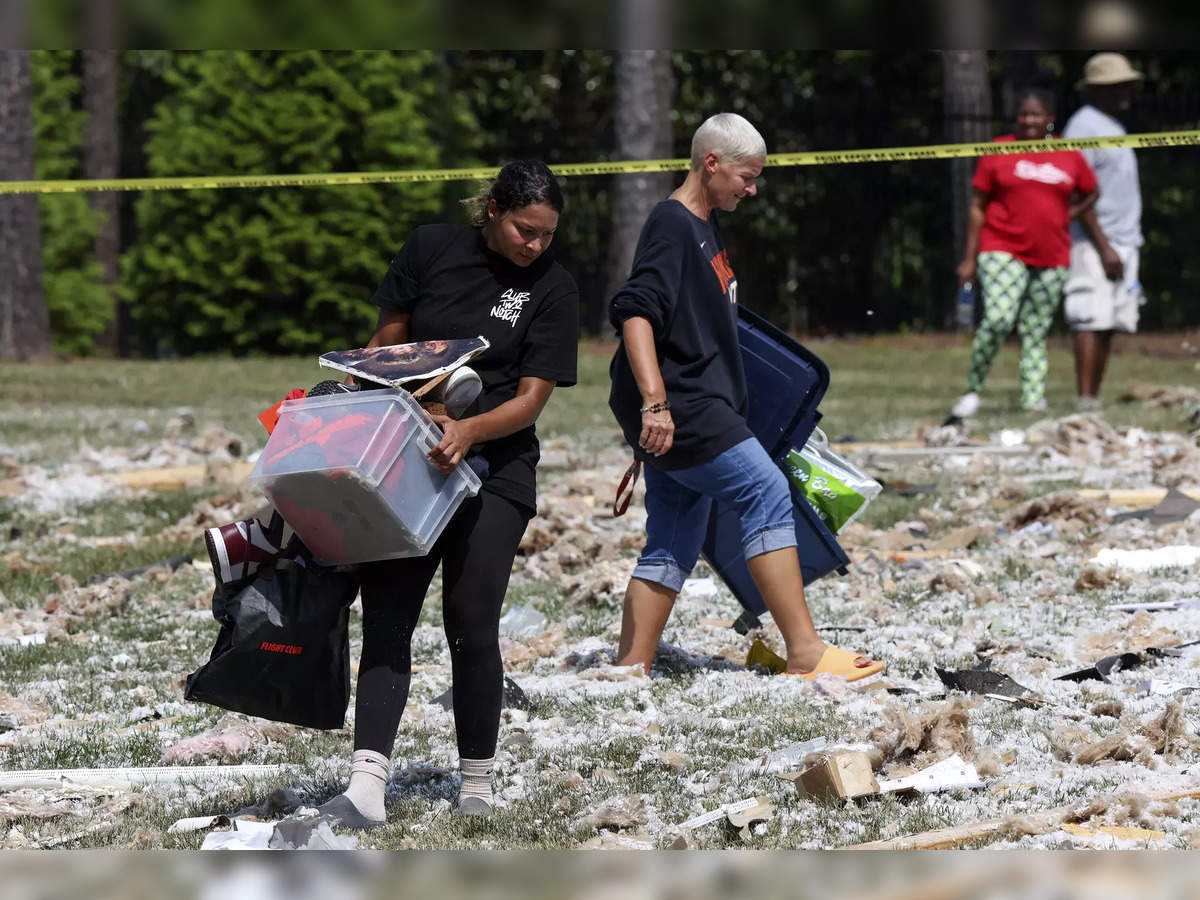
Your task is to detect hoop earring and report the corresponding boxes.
[1046,121,1055,133]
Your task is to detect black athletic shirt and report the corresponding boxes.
[609,199,751,470]
[371,224,578,514]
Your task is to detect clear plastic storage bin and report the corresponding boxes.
[249,389,481,565]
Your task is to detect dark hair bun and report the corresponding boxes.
[465,160,564,225]
[490,160,564,216]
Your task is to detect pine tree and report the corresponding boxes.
[31,51,110,356]
[122,51,456,355]
[84,43,122,354]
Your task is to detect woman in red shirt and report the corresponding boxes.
[951,88,1099,417]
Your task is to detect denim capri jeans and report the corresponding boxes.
[632,436,796,593]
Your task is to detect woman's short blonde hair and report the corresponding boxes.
[690,113,767,170]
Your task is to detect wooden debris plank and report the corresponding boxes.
[830,441,930,451]
[878,549,957,560]
[829,440,1013,452]
[3,461,258,498]
[1061,823,1165,841]
[1077,488,1200,505]
[0,764,289,792]
[847,445,1032,461]
[109,461,254,491]
[846,782,1200,850]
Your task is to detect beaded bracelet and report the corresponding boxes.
[640,400,671,415]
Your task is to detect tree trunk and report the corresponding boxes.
[84,49,122,355]
[942,49,992,323]
[85,0,121,355]
[0,50,52,361]
[601,41,674,335]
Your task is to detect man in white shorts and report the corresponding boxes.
[1061,52,1145,410]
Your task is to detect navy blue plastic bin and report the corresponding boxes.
[700,306,850,619]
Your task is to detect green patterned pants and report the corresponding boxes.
[966,251,1068,408]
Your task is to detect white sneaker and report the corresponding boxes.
[1022,398,1048,413]
[1077,395,1101,412]
[951,391,980,418]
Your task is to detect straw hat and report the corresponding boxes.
[1077,52,1144,88]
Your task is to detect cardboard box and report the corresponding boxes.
[787,751,879,800]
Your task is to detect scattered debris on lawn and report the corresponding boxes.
[498,603,547,638]
[868,697,975,772]
[161,716,298,765]
[167,814,231,835]
[936,664,1033,698]
[1119,382,1200,410]
[0,415,257,514]
[268,814,359,850]
[198,818,277,851]
[679,795,763,830]
[432,676,531,712]
[1111,487,1200,526]
[724,796,774,841]
[745,639,787,674]
[578,795,648,832]
[4,409,1200,849]
[1057,652,1147,683]
[1140,680,1199,698]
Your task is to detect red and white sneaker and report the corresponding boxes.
[204,517,283,588]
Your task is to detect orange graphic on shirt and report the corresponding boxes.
[709,249,735,298]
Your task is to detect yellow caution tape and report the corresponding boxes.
[2,130,1197,195]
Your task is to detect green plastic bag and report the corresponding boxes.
[783,428,881,533]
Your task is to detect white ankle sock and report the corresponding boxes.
[458,756,495,808]
[342,749,389,821]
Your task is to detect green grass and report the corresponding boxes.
[2,337,1195,451]
[813,335,1199,440]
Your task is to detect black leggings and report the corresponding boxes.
[353,489,530,759]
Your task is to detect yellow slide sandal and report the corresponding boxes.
[795,646,884,683]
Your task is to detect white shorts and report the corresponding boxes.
[1063,241,1142,333]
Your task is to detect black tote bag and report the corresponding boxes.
[185,558,359,730]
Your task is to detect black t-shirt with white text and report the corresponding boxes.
[371,224,578,514]
[608,199,751,470]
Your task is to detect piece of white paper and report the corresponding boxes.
[1139,679,1198,697]
[0,632,46,648]
[1089,546,1200,573]
[681,796,760,830]
[876,754,984,794]
[199,818,276,851]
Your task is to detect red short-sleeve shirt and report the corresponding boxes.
[972,135,1098,268]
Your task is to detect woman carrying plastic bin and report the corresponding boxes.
[950,87,1099,419]
[319,160,578,828]
[608,113,883,682]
